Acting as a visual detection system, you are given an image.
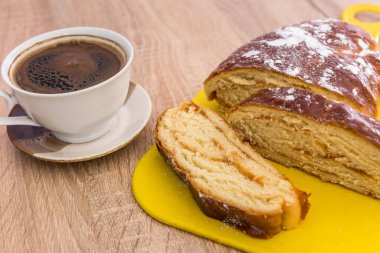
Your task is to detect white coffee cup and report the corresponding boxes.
[0,27,133,143]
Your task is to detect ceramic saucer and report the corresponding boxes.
[7,83,151,162]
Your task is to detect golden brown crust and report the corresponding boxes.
[231,87,380,148]
[205,19,380,115]
[154,102,309,238]
[228,89,380,199]
[294,189,310,220]
[155,141,279,238]
[155,128,283,238]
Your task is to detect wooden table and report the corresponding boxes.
[1,0,379,252]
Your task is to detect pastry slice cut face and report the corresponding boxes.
[155,102,309,238]
[228,87,380,199]
[204,19,380,116]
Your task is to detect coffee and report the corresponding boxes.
[13,38,125,94]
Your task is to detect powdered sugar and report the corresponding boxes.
[356,58,374,78]
[357,39,369,50]
[318,23,332,32]
[343,64,360,75]
[364,67,372,77]
[287,88,295,94]
[357,38,375,57]
[336,33,346,40]
[335,33,349,45]
[266,35,301,47]
[285,66,301,76]
[264,59,280,71]
[319,68,341,93]
[284,95,295,101]
[242,50,260,58]
[266,26,333,58]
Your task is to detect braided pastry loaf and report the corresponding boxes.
[204,19,380,116]
[155,102,309,238]
[228,88,380,199]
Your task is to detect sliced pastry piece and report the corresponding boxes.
[228,87,380,199]
[155,102,309,238]
[204,19,380,115]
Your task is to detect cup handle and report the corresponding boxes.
[0,90,40,126]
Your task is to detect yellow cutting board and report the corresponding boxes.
[132,89,380,253]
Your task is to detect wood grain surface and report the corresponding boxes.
[0,0,379,252]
